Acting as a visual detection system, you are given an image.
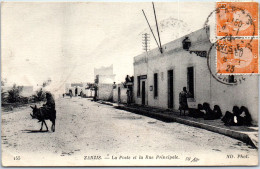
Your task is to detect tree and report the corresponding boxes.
[1,88,7,103]
[7,84,23,103]
[1,78,7,103]
[32,88,46,102]
[1,78,7,86]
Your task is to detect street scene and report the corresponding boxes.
[2,97,258,166]
[1,1,259,167]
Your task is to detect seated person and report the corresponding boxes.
[233,106,244,126]
[189,104,205,118]
[222,111,233,125]
[203,103,215,120]
[222,106,243,126]
[41,92,56,119]
[240,106,252,126]
[212,105,222,119]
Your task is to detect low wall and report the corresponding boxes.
[113,86,128,103]
[98,83,113,101]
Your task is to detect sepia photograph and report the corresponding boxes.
[1,1,259,166]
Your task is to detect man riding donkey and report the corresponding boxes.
[30,92,56,132]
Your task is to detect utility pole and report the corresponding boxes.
[142,33,150,52]
[142,9,160,51]
[152,2,162,53]
[142,2,163,54]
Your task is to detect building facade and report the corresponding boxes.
[133,28,258,123]
[113,76,134,104]
[65,83,94,97]
[94,65,116,101]
[94,64,116,84]
[113,83,128,104]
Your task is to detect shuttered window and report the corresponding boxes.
[187,67,194,98]
[154,73,158,98]
[137,76,141,97]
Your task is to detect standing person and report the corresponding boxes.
[75,87,78,97]
[129,88,133,103]
[179,87,191,116]
[69,89,72,98]
[93,86,98,101]
[126,89,132,105]
[80,89,83,98]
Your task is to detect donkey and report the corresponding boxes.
[30,105,56,132]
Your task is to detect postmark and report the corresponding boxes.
[216,2,259,74]
[216,38,258,74]
[207,41,248,86]
[216,2,258,37]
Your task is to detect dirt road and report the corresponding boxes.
[2,97,258,166]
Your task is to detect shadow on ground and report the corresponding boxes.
[21,130,50,133]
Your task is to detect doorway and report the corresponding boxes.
[118,87,121,103]
[168,70,174,108]
[142,81,145,105]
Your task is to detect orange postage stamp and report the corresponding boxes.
[216,39,258,74]
[216,2,259,74]
[216,2,258,37]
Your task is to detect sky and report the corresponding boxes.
[1,2,215,94]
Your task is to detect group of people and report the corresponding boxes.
[179,87,252,126]
[222,106,252,126]
[188,103,222,120]
[63,88,84,98]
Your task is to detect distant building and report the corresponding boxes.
[65,83,94,97]
[133,28,258,124]
[113,76,134,104]
[113,83,127,103]
[94,64,116,84]
[94,65,116,101]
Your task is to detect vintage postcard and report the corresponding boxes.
[1,1,259,167]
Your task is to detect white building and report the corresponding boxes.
[113,83,128,104]
[94,64,116,84]
[65,83,94,97]
[133,28,258,124]
[94,65,116,101]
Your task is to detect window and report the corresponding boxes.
[187,67,194,98]
[154,73,158,98]
[137,76,141,97]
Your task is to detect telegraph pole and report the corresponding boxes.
[142,2,163,54]
[152,2,162,53]
[142,9,160,51]
[142,33,150,52]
